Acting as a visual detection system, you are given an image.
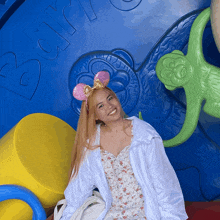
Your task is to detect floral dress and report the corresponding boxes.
[99,120,147,220]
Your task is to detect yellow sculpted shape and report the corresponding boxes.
[0,113,76,220]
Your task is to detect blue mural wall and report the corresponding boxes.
[1,0,220,202]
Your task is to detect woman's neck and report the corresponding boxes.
[103,118,130,133]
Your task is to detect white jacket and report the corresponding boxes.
[60,116,188,220]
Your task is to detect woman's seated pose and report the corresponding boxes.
[60,71,188,220]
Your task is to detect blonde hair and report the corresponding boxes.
[68,87,128,183]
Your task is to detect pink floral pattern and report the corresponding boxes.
[101,121,147,220]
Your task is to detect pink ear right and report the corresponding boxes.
[73,83,88,101]
[94,71,110,87]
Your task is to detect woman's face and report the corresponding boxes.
[93,89,123,124]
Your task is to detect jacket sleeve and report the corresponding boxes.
[148,137,188,220]
[59,163,95,220]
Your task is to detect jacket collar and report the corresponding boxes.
[95,116,160,147]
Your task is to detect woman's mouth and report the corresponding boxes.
[109,108,117,116]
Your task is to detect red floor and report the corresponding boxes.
[46,202,220,220]
[185,202,220,220]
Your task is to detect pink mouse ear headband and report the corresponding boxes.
[73,71,110,107]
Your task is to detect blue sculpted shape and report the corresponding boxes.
[0,0,25,29]
[24,0,73,60]
[24,21,70,60]
[45,0,76,36]
[78,0,97,21]
[0,52,41,100]
[112,49,134,69]
[69,49,140,116]
[109,0,142,11]
[0,184,46,220]
[0,0,7,4]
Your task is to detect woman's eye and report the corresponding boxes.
[108,96,113,101]
[99,105,103,109]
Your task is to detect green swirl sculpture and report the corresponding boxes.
[156,7,220,147]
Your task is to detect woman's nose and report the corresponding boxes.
[106,102,113,109]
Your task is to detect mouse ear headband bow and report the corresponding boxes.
[73,71,110,107]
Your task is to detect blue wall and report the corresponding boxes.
[2,0,220,202]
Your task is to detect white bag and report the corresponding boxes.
[54,190,105,220]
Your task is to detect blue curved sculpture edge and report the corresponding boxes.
[0,0,25,29]
[0,184,47,220]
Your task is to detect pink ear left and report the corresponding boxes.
[72,83,88,101]
[94,71,110,87]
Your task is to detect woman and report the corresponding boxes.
[60,71,188,220]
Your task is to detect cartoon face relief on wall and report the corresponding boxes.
[69,50,140,116]
[157,50,193,91]
[156,7,220,147]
